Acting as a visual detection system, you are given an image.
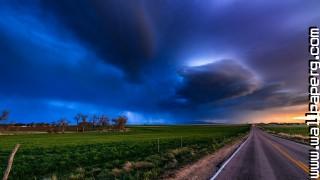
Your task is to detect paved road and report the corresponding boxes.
[213,126,310,180]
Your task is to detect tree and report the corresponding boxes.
[91,114,99,129]
[113,116,128,130]
[79,114,89,132]
[98,115,109,130]
[58,118,68,133]
[74,113,82,132]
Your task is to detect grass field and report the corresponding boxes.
[261,124,308,136]
[0,125,249,179]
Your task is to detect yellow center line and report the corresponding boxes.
[262,131,320,179]
[267,139,309,174]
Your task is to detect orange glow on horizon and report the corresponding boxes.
[242,104,306,124]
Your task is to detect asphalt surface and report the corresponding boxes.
[214,126,311,180]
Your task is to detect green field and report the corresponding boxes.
[0,125,249,179]
[261,124,308,136]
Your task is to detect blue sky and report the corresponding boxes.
[0,0,319,124]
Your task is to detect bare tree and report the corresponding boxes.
[113,116,128,131]
[74,113,82,132]
[79,114,89,132]
[58,118,68,133]
[98,115,109,130]
[118,116,128,130]
[91,114,99,129]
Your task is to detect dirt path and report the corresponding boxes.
[164,135,248,180]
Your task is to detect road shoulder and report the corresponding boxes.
[164,135,248,180]
[259,127,308,146]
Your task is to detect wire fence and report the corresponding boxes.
[0,132,247,179]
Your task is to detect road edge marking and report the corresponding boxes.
[266,138,309,174]
[210,135,249,180]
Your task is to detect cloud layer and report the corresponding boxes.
[0,0,318,123]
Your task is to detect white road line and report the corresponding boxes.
[210,135,250,180]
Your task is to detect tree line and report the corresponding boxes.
[59,113,128,133]
[0,110,128,133]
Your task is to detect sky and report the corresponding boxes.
[0,0,319,124]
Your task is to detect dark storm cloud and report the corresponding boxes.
[0,0,318,123]
[164,84,307,123]
[176,60,258,104]
[162,61,306,122]
[40,0,156,82]
[237,83,307,110]
[245,34,310,91]
[37,0,320,87]
[0,14,165,115]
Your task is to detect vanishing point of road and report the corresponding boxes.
[212,126,311,180]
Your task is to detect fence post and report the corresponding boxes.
[2,144,20,180]
[157,138,160,153]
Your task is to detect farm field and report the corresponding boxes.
[0,125,249,179]
[260,124,308,136]
[259,124,308,145]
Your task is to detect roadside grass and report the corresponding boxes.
[0,125,249,179]
[260,124,308,144]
